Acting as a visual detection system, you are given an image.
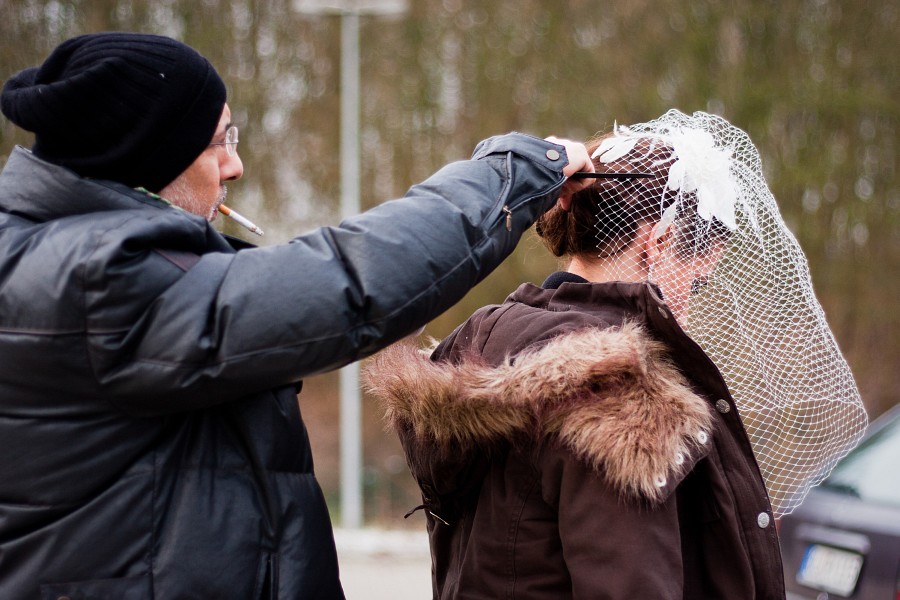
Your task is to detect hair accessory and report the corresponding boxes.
[569,171,653,180]
[593,121,742,235]
[664,128,739,231]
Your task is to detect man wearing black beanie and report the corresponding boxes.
[0,32,592,599]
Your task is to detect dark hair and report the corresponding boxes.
[535,134,730,259]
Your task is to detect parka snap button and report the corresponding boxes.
[675,452,685,465]
[757,512,771,528]
[697,430,708,444]
[546,149,561,160]
[716,399,731,414]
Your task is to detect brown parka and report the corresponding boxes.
[365,275,786,600]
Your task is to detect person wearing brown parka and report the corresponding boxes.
[365,111,867,600]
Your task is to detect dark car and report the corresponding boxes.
[780,403,900,600]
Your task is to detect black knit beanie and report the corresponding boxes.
[0,32,226,193]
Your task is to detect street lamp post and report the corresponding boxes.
[294,0,407,531]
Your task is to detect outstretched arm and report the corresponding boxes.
[87,133,592,413]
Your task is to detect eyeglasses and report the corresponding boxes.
[209,125,239,156]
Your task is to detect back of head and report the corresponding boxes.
[1,32,226,192]
[536,131,730,266]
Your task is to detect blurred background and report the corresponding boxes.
[2,0,897,535]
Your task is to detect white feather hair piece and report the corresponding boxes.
[592,121,742,232]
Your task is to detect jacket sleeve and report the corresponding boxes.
[85,133,568,414]
[539,444,684,600]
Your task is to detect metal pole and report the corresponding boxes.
[338,9,363,531]
[295,0,406,532]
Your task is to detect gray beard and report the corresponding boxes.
[161,177,227,222]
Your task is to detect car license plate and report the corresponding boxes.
[797,544,864,597]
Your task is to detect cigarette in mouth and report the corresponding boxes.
[218,204,264,236]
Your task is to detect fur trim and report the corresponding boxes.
[363,324,713,503]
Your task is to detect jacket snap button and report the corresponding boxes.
[546,149,561,160]
[716,399,731,413]
[757,512,771,528]
[697,430,708,444]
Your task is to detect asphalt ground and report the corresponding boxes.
[334,528,433,599]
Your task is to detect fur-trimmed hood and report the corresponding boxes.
[364,323,714,503]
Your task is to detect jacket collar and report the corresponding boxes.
[505,279,733,400]
[510,278,658,319]
[0,146,247,253]
[0,146,187,223]
[541,270,588,288]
